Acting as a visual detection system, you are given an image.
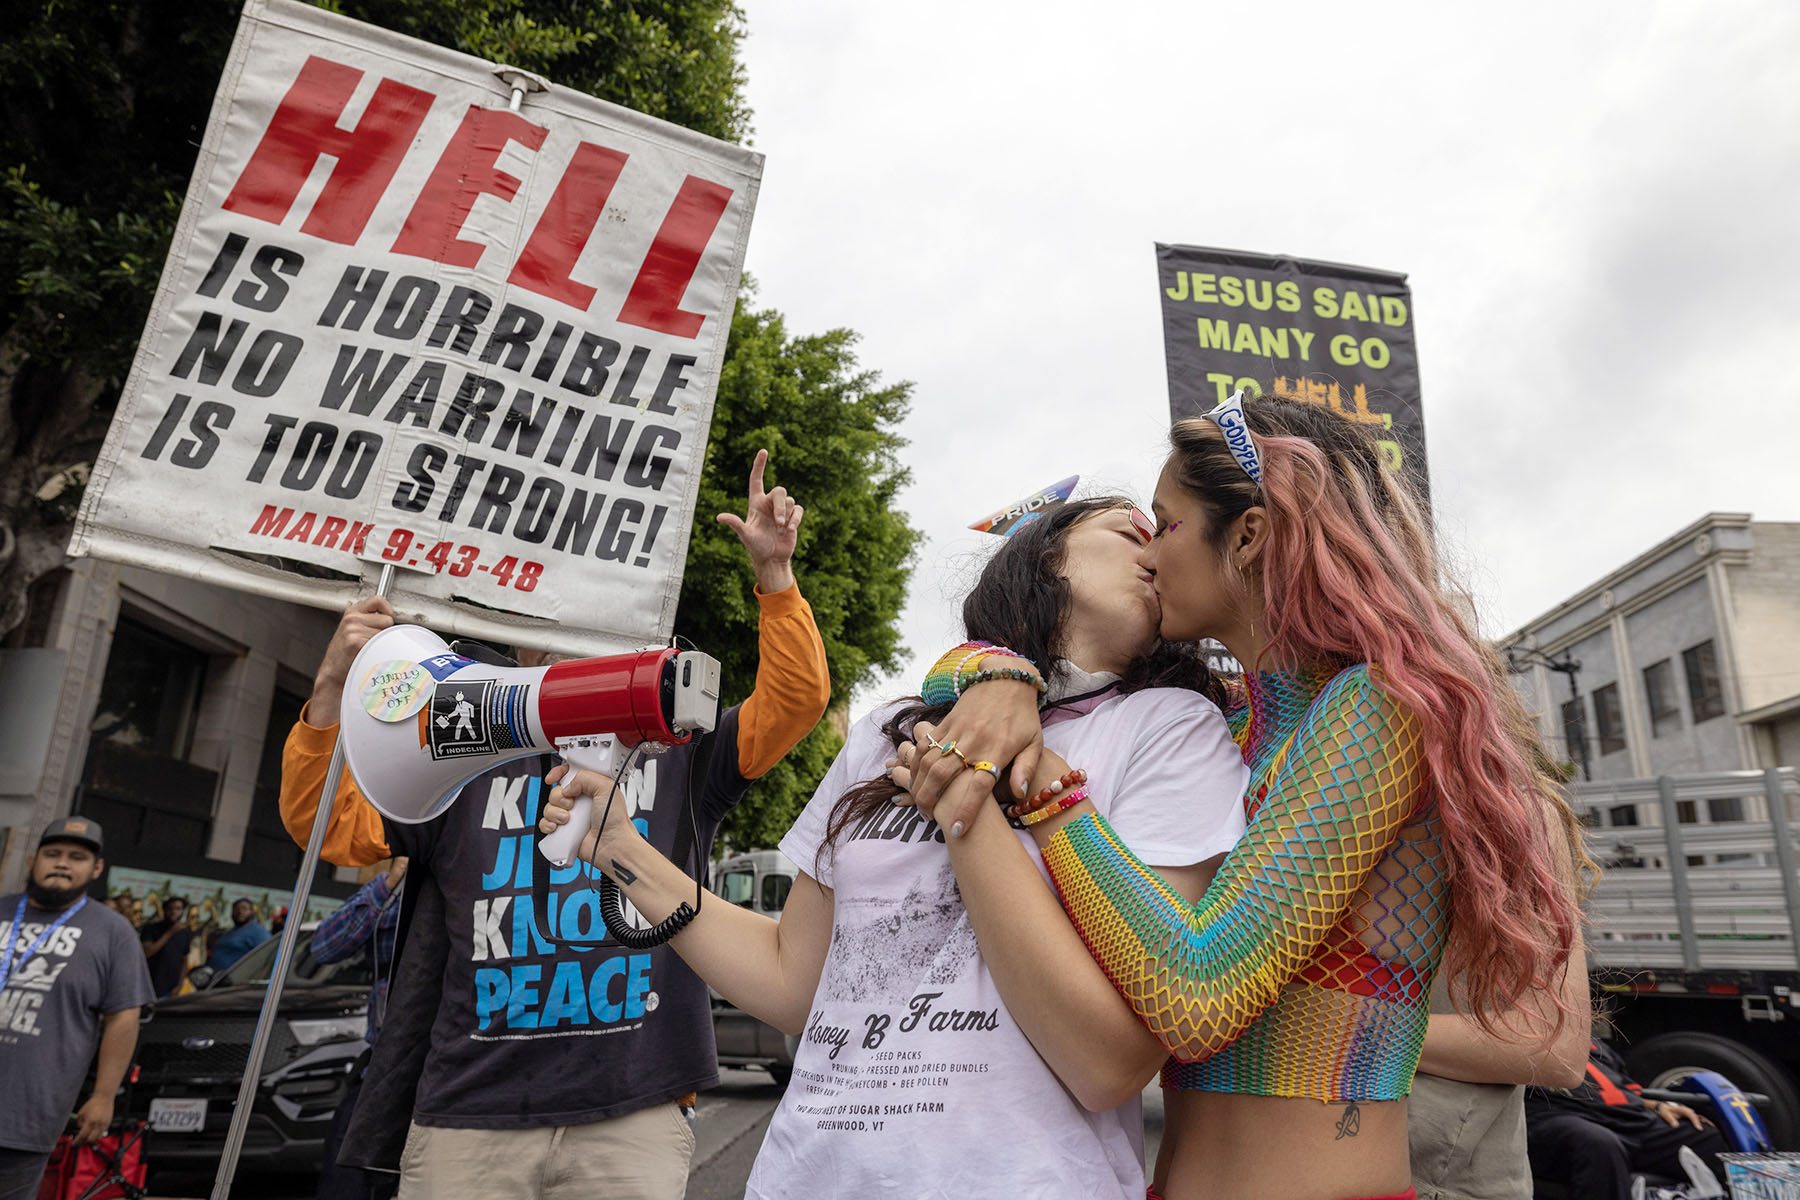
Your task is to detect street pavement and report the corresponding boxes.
[149,1069,1165,1198]
[686,1067,787,1199]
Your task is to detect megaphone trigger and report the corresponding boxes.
[538,792,593,871]
[539,734,629,869]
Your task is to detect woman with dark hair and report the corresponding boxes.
[893,395,1585,1200]
[540,497,1250,1198]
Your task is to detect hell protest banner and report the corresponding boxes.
[1155,245,1428,492]
[70,0,762,654]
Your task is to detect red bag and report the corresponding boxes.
[34,1123,147,1200]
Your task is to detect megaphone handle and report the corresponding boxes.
[539,794,591,869]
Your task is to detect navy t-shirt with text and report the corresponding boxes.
[388,706,747,1128]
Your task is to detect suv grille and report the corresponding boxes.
[137,1018,303,1082]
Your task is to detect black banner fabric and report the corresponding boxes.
[1156,244,1428,492]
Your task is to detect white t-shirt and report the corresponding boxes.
[749,686,1249,1200]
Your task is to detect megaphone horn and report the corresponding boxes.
[339,626,721,855]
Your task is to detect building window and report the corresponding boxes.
[1683,640,1726,722]
[81,616,216,863]
[90,617,207,757]
[1608,804,1639,828]
[1593,684,1627,755]
[1559,698,1587,768]
[1642,659,1682,738]
[1676,800,1697,824]
[1707,796,1745,823]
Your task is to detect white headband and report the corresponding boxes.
[1202,390,1262,485]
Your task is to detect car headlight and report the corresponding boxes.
[288,1016,366,1046]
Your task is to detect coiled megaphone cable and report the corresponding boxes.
[587,742,703,950]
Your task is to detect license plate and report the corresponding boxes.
[149,1097,208,1132]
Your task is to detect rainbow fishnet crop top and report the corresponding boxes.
[1041,663,1449,1101]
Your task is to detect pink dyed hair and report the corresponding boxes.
[1168,398,1587,1030]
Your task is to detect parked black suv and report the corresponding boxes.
[126,931,371,1171]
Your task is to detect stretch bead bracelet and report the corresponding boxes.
[1003,768,1087,821]
[957,646,1030,693]
[922,641,1037,706]
[1018,786,1090,827]
[961,667,1048,699]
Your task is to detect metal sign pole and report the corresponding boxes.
[210,565,393,1200]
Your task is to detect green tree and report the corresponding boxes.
[1,1,917,839]
[678,294,917,851]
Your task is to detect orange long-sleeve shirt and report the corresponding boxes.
[280,583,832,867]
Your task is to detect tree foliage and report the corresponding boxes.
[677,294,917,850]
[2,1,918,845]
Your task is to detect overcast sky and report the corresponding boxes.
[731,1,1800,716]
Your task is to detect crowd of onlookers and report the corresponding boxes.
[106,889,280,997]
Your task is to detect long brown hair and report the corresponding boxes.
[824,497,1226,852]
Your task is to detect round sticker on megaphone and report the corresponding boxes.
[359,660,435,723]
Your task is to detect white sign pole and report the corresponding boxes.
[210,567,392,1200]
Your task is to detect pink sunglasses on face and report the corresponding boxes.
[1115,502,1157,545]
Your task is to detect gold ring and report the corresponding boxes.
[938,738,963,759]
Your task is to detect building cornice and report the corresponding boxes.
[1498,512,1753,648]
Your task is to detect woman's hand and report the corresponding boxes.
[904,674,1045,830]
[540,764,636,867]
[892,723,1073,837]
[890,720,1003,833]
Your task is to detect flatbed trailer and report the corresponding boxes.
[1572,766,1800,1147]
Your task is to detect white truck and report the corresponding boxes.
[1573,766,1800,1148]
[709,849,801,1084]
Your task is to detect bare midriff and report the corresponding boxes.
[1154,1091,1412,1200]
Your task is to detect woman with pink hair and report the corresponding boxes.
[892,394,1584,1200]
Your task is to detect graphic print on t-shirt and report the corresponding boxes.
[0,918,84,1040]
[460,761,667,1039]
[826,865,978,1003]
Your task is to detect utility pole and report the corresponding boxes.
[1506,646,1588,781]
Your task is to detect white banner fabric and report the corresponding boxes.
[70,0,761,654]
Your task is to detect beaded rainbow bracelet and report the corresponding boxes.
[1002,768,1087,825]
[921,640,1038,706]
[1018,786,1090,827]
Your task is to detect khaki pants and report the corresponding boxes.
[396,1102,695,1200]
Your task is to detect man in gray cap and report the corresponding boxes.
[0,817,154,1200]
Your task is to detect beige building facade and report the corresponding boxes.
[1500,513,1800,805]
[0,559,350,898]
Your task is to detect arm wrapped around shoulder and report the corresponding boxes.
[1042,667,1433,1061]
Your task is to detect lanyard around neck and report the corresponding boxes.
[1,894,87,993]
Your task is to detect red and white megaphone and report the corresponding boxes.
[340,625,720,867]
